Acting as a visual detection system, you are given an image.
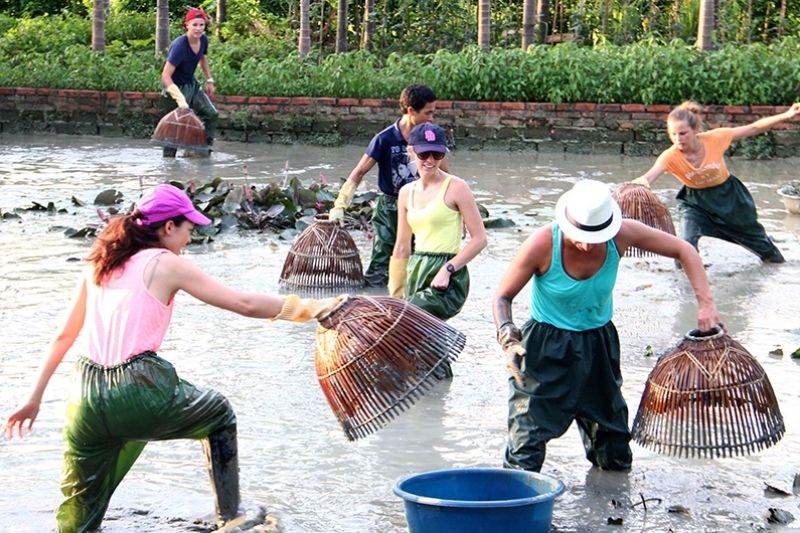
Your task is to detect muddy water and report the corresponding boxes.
[1,134,799,533]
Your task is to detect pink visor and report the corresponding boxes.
[136,184,211,226]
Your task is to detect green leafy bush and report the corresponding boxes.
[0,13,90,57]
[1,17,800,107]
[105,11,155,44]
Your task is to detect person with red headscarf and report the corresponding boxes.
[160,7,218,156]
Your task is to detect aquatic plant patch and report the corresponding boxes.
[3,177,512,244]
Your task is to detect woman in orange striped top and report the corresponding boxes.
[633,100,800,263]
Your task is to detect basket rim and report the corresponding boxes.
[684,326,724,341]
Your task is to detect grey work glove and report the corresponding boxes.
[498,322,525,387]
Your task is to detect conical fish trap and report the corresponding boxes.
[612,183,676,257]
[280,216,364,289]
[150,108,210,154]
[315,296,465,441]
[632,328,784,458]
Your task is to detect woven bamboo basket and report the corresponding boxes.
[612,183,676,257]
[150,108,211,154]
[315,296,466,441]
[280,216,364,289]
[631,327,784,458]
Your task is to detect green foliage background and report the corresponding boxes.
[0,5,799,105]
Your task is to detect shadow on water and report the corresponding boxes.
[1,135,800,532]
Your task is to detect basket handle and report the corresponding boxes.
[685,324,725,341]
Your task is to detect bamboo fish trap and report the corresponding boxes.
[150,108,211,154]
[631,327,784,458]
[612,183,676,257]
[315,296,466,441]
[280,216,364,290]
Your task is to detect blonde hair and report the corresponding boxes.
[668,100,703,130]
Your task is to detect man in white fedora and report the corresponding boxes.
[492,179,720,472]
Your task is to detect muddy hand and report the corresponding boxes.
[697,302,721,333]
[4,400,40,440]
[504,343,526,387]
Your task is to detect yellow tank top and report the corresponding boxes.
[407,175,462,254]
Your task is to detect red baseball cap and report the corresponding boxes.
[136,184,211,226]
[185,7,209,24]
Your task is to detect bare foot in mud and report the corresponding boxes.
[213,503,279,532]
[188,504,281,532]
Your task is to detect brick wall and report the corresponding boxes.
[2,87,800,156]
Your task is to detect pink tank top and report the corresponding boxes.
[85,248,174,366]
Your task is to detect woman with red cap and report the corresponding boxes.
[3,184,343,531]
[160,7,218,156]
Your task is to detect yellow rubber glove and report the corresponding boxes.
[498,322,525,387]
[166,83,189,109]
[272,294,347,322]
[329,180,358,224]
[631,177,651,188]
[388,257,408,298]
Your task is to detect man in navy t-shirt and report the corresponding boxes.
[330,84,447,286]
[159,7,218,156]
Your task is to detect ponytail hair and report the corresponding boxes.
[668,100,703,131]
[86,212,186,285]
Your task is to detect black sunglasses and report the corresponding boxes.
[416,151,446,161]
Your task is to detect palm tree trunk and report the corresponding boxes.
[478,0,491,49]
[216,0,226,40]
[336,0,348,53]
[670,0,679,38]
[534,0,549,44]
[778,0,786,37]
[299,0,311,57]
[155,0,170,57]
[745,0,752,42]
[697,0,714,49]
[362,0,375,50]
[522,0,534,49]
[92,0,106,53]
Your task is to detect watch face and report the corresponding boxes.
[446,263,455,273]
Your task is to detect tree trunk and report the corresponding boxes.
[336,0,348,53]
[299,0,311,57]
[522,0,534,49]
[697,0,714,49]
[534,0,549,44]
[778,0,786,37]
[671,0,680,38]
[478,0,490,49]
[155,0,170,57]
[91,0,106,53]
[745,0,752,42]
[216,0,226,40]
[362,0,375,50]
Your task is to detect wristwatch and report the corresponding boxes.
[445,263,456,274]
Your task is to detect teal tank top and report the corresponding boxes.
[530,225,619,331]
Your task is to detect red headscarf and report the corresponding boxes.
[185,7,209,24]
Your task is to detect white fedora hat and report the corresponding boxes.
[555,180,622,244]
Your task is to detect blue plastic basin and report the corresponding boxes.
[393,467,565,533]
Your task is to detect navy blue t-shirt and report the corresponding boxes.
[365,120,418,196]
[166,34,208,86]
